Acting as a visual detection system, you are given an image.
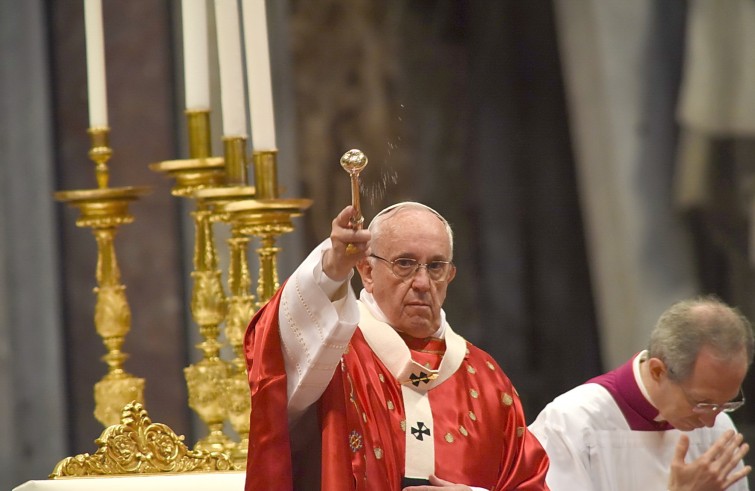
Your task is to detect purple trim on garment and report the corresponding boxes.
[588,353,674,431]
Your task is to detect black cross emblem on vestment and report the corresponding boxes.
[411,421,431,441]
[410,371,431,387]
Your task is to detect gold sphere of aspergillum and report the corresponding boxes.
[340,149,368,174]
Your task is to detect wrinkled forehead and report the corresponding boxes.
[368,201,447,228]
[369,202,454,257]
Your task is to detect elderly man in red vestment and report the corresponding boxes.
[244,202,550,490]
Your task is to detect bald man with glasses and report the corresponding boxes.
[243,202,550,491]
[529,296,753,490]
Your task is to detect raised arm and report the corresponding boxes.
[279,206,371,420]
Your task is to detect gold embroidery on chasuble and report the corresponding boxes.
[346,372,360,412]
[349,430,364,452]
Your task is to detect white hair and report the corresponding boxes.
[368,201,454,257]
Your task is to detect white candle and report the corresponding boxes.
[242,0,276,150]
[214,0,248,137]
[84,0,108,127]
[181,0,211,110]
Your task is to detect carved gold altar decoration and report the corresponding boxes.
[50,401,234,477]
[55,127,150,427]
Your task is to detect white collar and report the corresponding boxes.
[356,300,465,391]
[359,289,447,338]
[634,350,664,421]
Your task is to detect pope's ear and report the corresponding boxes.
[447,264,457,283]
[356,257,374,292]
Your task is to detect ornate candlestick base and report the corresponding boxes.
[184,358,234,453]
[224,366,251,466]
[55,186,150,426]
[94,374,145,428]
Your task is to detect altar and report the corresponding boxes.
[12,472,246,491]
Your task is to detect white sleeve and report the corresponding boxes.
[279,239,360,422]
[528,404,596,491]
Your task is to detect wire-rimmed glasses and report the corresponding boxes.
[369,254,454,282]
[677,385,745,414]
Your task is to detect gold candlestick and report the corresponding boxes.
[222,198,312,306]
[150,111,225,198]
[222,228,254,467]
[223,136,248,186]
[89,126,113,189]
[253,149,279,199]
[150,110,234,453]
[55,126,150,427]
[340,149,368,254]
[186,109,213,159]
[183,206,231,453]
[194,151,256,465]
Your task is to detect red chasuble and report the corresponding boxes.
[245,287,549,490]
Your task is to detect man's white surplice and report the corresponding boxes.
[528,352,748,490]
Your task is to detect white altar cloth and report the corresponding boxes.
[12,471,246,491]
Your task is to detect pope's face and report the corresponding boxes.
[652,346,748,431]
[357,208,456,338]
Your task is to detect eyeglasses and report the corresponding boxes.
[677,384,746,414]
[369,254,454,282]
